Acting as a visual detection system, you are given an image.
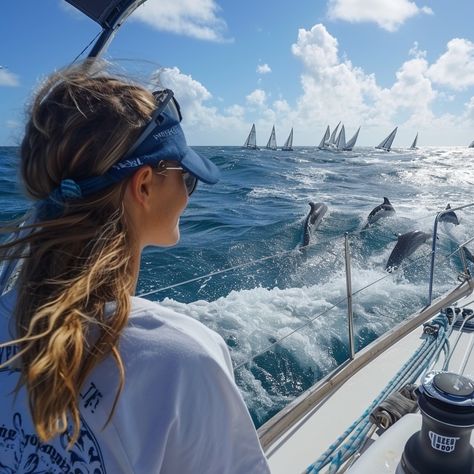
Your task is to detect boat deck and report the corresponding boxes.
[263,293,474,474]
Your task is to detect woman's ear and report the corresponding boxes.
[126,166,154,209]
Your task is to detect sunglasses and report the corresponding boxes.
[125,90,197,196]
[154,160,198,196]
[126,89,182,157]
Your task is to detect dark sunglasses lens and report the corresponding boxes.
[165,97,182,122]
[184,173,197,196]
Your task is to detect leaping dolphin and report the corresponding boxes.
[386,230,431,272]
[439,204,459,226]
[302,202,328,247]
[363,197,395,229]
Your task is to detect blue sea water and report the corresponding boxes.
[1,145,474,427]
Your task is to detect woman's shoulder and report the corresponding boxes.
[120,296,233,374]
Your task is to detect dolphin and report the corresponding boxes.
[302,202,328,247]
[363,197,395,229]
[386,230,431,272]
[439,204,459,226]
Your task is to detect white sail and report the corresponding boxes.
[375,127,397,151]
[343,126,360,151]
[318,126,330,149]
[336,125,346,150]
[265,125,277,150]
[469,140,474,148]
[410,133,418,149]
[243,124,258,149]
[282,128,293,151]
[327,121,341,147]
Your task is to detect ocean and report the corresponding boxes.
[1,145,474,428]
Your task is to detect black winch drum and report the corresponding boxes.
[397,371,474,474]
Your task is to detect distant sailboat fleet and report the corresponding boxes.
[243,123,474,150]
[243,124,293,151]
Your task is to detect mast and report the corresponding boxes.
[282,128,294,151]
[343,126,360,151]
[65,1,148,60]
[318,126,330,149]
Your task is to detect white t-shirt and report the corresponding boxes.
[0,292,270,474]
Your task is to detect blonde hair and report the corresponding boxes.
[0,62,156,445]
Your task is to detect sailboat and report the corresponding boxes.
[409,133,419,150]
[282,128,294,151]
[375,127,398,151]
[243,124,259,150]
[265,125,277,150]
[318,125,330,149]
[343,126,360,151]
[335,125,346,150]
[326,121,341,148]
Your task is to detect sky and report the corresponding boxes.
[1,0,474,147]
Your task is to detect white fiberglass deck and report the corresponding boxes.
[263,293,474,474]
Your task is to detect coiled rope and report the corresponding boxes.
[305,312,452,473]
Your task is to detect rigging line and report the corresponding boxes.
[234,251,436,370]
[70,30,102,65]
[138,206,472,298]
[138,248,302,297]
[137,227,401,298]
[137,234,347,297]
[233,294,350,371]
[351,250,434,298]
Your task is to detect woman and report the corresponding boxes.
[0,64,270,473]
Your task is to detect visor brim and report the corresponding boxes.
[180,147,220,185]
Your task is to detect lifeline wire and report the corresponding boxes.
[137,212,440,298]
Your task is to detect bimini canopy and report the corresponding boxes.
[65,0,147,57]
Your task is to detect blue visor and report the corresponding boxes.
[45,89,220,205]
[109,89,220,185]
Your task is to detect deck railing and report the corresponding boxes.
[428,201,474,305]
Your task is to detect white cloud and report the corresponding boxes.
[5,120,20,129]
[141,25,474,145]
[273,24,460,144]
[0,68,19,87]
[408,41,427,59]
[149,66,247,144]
[428,39,474,91]
[132,0,229,42]
[290,24,381,128]
[246,89,267,107]
[327,0,433,32]
[257,63,272,74]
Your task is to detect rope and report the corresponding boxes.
[70,30,102,65]
[305,312,452,473]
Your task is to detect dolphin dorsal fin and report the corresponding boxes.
[383,197,391,204]
[446,203,451,209]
